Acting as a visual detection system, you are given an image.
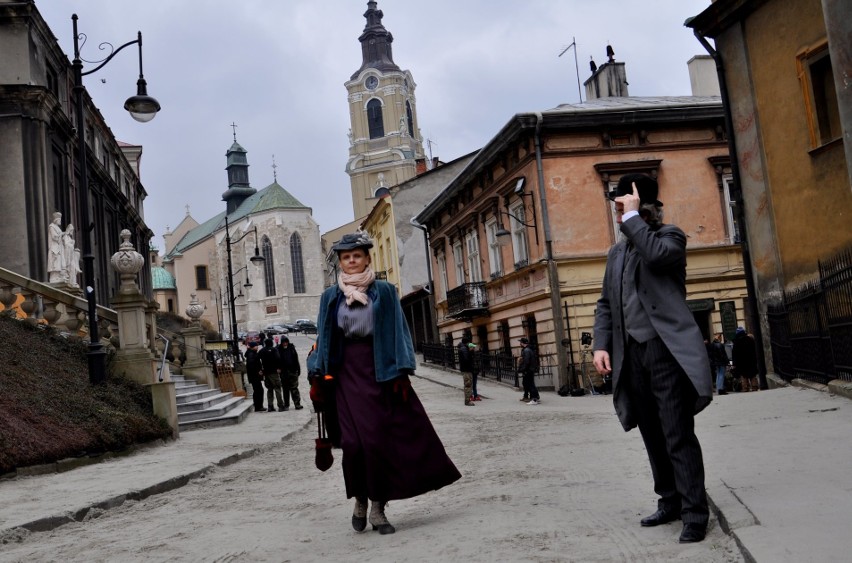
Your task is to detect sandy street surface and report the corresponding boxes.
[0,373,742,563]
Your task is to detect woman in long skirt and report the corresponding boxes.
[308,231,460,534]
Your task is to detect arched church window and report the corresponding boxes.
[367,98,384,139]
[290,232,306,294]
[406,101,414,137]
[262,236,276,297]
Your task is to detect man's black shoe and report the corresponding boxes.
[640,508,681,527]
[678,523,707,543]
[718,389,728,395]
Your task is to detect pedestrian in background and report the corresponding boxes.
[518,338,540,405]
[457,336,476,406]
[709,333,729,395]
[732,327,759,392]
[593,173,712,543]
[244,340,266,412]
[469,342,481,401]
[258,338,286,412]
[277,336,304,410]
[307,231,460,535]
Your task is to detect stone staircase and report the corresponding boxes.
[174,374,253,431]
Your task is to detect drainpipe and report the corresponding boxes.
[693,31,767,390]
[534,112,569,390]
[410,217,438,346]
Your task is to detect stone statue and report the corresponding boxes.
[64,224,81,287]
[399,115,407,135]
[347,128,353,144]
[47,212,66,283]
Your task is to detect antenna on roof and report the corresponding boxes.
[426,138,437,169]
[272,154,278,182]
[558,36,583,103]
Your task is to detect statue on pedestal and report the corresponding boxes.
[47,212,66,283]
[63,224,81,288]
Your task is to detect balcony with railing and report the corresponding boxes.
[446,281,489,320]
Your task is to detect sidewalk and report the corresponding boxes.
[2,362,851,561]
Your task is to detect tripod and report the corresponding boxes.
[580,345,600,395]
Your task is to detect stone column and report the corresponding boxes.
[109,230,178,438]
[181,292,216,388]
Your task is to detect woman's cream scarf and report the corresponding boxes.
[338,267,376,306]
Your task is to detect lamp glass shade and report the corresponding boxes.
[125,95,160,122]
[249,253,265,264]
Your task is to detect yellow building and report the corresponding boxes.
[689,0,852,385]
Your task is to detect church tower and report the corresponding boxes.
[222,133,257,215]
[345,1,425,219]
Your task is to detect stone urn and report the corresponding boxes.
[110,229,145,294]
[185,293,205,327]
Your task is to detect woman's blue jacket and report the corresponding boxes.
[307,280,416,382]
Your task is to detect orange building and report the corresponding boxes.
[415,61,747,390]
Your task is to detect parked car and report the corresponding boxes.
[282,322,299,333]
[244,331,262,347]
[264,324,289,335]
[295,320,317,334]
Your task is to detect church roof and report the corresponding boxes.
[163,181,309,260]
[151,266,176,290]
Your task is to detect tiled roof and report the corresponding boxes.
[163,182,309,260]
[548,95,722,113]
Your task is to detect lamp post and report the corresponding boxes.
[224,217,264,360]
[495,177,539,245]
[71,14,160,384]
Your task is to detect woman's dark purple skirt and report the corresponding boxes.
[335,340,461,501]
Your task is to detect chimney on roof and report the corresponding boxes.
[687,55,721,96]
[415,158,427,175]
[583,61,629,100]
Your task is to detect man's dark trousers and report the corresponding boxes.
[624,336,708,527]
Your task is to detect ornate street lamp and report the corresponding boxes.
[224,217,264,360]
[71,14,160,384]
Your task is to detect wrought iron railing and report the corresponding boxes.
[446,282,488,317]
[766,247,852,384]
[419,341,556,388]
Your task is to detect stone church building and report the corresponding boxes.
[157,138,323,334]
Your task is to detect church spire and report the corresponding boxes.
[351,1,400,79]
[222,130,257,214]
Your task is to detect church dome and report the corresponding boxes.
[151,266,176,290]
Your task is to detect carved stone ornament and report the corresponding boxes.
[110,229,145,293]
[185,292,205,324]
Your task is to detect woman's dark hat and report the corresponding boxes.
[610,173,663,206]
[331,231,374,252]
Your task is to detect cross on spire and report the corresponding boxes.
[230,122,238,141]
[272,154,278,182]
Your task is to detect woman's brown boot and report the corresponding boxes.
[369,500,396,534]
[351,497,367,532]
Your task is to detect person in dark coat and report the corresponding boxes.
[593,174,712,544]
[244,340,265,412]
[277,336,303,410]
[731,327,758,392]
[258,338,286,412]
[709,333,729,395]
[518,338,540,405]
[307,231,461,535]
[457,336,476,406]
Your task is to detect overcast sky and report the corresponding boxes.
[35,0,713,249]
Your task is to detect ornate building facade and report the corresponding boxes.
[344,1,426,220]
[0,1,153,300]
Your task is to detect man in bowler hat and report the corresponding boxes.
[593,173,713,543]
